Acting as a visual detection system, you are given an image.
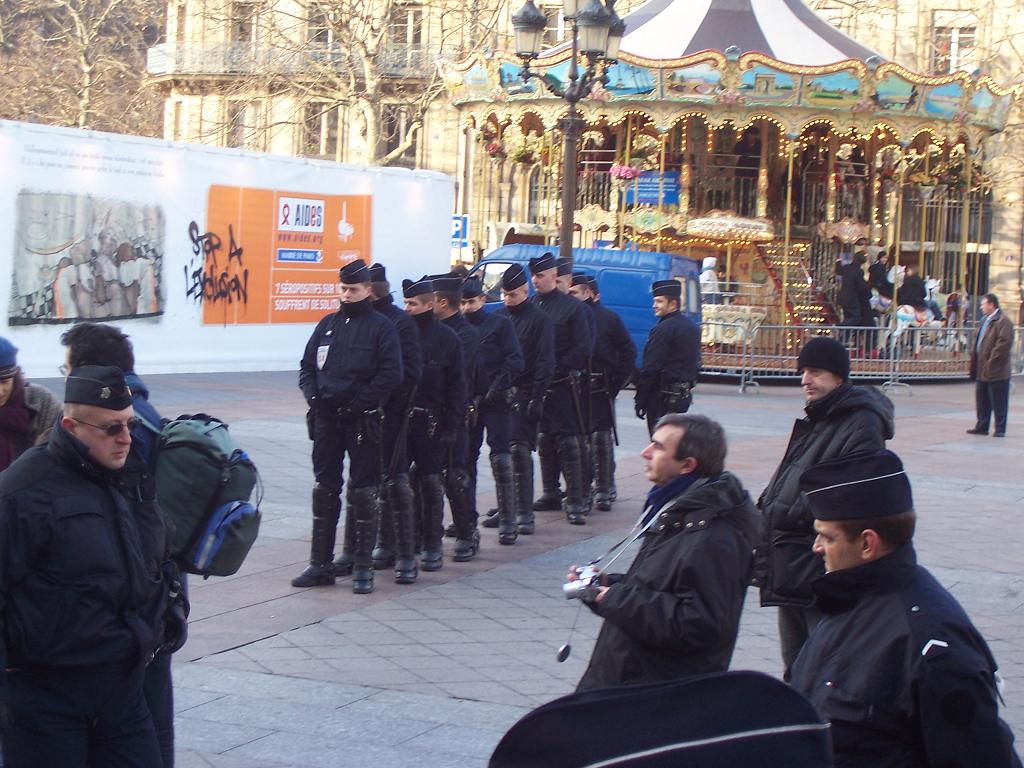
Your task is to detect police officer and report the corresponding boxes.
[531,253,594,525]
[296,260,403,593]
[533,257,579,512]
[433,274,485,562]
[403,276,465,571]
[569,273,636,511]
[368,263,422,584]
[495,264,555,536]
[0,366,173,766]
[462,277,524,544]
[635,279,701,436]
[791,450,1022,768]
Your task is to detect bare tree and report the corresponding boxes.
[0,0,164,135]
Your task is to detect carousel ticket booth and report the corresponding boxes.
[443,0,1018,378]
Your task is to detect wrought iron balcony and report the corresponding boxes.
[146,42,437,78]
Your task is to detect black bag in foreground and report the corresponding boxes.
[153,413,261,577]
[489,670,832,768]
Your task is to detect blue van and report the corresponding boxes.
[468,244,701,360]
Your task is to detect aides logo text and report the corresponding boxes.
[278,197,325,233]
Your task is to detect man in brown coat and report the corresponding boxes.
[967,293,1014,437]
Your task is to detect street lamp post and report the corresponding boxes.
[512,0,623,262]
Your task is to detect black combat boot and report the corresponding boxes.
[480,507,500,528]
[420,473,445,571]
[291,484,340,587]
[490,452,517,545]
[448,465,479,562]
[331,490,357,577]
[350,486,380,594]
[372,484,396,569]
[558,435,587,525]
[388,474,419,584]
[592,430,614,511]
[511,442,535,535]
[531,432,562,511]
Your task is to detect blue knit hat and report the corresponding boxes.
[0,337,18,379]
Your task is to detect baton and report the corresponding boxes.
[567,373,586,437]
[386,385,418,479]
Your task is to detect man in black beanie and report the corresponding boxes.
[790,450,1021,768]
[757,335,894,678]
[0,366,174,767]
[296,259,403,593]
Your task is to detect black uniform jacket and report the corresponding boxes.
[759,383,894,607]
[465,309,524,392]
[442,312,487,401]
[497,301,555,405]
[838,262,873,323]
[412,313,465,432]
[590,300,636,394]
[299,297,403,412]
[0,425,169,672]
[374,294,422,402]
[577,473,761,692]
[791,544,1022,768]
[636,310,701,408]
[534,289,593,377]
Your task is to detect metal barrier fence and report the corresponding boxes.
[699,320,1022,391]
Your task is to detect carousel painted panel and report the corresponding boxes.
[601,61,658,100]
[799,69,862,110]
[740,65,798,107]
[873,74,923,115]
[448,63,496,104]
[921,81,964,121]
[662,61,722,103]
[969,86,1013,130]
[498,62,542,100]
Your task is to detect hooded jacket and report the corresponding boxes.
[758,383,895,607]
[577,472,761,691]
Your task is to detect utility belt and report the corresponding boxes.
[548,371,582,390]
[658,381,694,413]
[589,371,610,396]
[411,406,443,438]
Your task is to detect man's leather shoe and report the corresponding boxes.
[965,428,987,435]
[994,432,1006,437]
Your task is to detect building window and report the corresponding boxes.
[541,4,566,45]
[172,101,185,141]
[231,2,256,43]
[302,103,339,158]
[931,11,976,74]
[381,104,417,167]
[388,4,424,47]
[307,3,330,44]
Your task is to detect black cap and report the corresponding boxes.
[797,336,849,381]
[403,276,434,298]
[571,271,591,288]
[556,257,573,277]
[462,277,483,298]
[800,449,913,521]
[431,275,462,293]
[339,259,369,284]
[368,262,387,283]
[502,264,528,291]
[652,279,681,299]
[528,252,557,275]
[65,365,133,410]
[587,275,599,293]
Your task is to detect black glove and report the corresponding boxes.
[634,401,646,420]
[336,405,356,421]
[527,398,544,422]
[483,384,506,406]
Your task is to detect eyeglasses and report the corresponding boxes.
[72,417,140,437]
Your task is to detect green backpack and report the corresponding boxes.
[149,414,262,577]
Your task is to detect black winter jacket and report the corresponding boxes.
[589,301,636,394]
[497,301,555,405]
[758,383,894,607]
[577,473,761,692]
[374,294,422,402]
[0,425,169,672]
[412,312,466,433]
[465,309,524,393]
[636,310,701,410]
[534,288,593,376]
[791,544,1022,768]
[299,297,403,412]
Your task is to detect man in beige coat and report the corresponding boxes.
[967,293,1014,437]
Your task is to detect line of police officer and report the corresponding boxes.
[293,256,701,594]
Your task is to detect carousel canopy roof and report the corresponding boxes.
[612,0,879,66]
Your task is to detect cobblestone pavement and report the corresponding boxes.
[38,373,1023,767]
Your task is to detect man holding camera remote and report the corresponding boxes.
[568,414,760,692]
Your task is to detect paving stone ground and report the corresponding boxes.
[38,372,1023,767]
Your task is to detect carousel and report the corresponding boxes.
[443,0,1019,376]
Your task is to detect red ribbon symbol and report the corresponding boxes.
[281,204,290,226]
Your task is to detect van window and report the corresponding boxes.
[686,278,701,315]
[479,262,513,302]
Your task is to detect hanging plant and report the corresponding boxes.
[485,140,506,159]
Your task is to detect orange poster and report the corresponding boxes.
[192,185,371,325]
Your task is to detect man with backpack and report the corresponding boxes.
[296,260,403,593]
[61,322,182,768]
